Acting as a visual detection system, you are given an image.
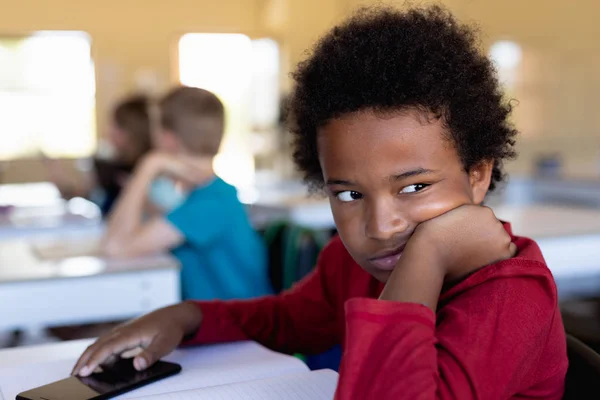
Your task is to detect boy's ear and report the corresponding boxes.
[468,160,494,205]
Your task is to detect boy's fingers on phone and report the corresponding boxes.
[71,333,117,375]
[71,341,102,376]
[135,335,172,371]
[133,356,148,371]
[77,337,140,377]
[121,346,144,359]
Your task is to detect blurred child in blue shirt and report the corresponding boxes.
[102,86,272,300]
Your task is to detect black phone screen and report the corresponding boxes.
[17,358,181,400]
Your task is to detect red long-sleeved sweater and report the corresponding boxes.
[186,223,567,399]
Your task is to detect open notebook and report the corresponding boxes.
[133,369,338,400]
[0,341,338,400]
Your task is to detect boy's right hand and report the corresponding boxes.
[71,302,203,377]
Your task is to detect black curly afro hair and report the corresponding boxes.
[289,5,517,193]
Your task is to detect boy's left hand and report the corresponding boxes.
[380,205,516,307]
[408,204,517,282]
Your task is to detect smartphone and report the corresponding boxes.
[16,358,181,400]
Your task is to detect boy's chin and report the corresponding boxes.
[363,267,393,284]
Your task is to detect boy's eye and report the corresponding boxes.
[400,184,429,194]
[336,190,363,202]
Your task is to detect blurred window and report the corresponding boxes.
[489,40,522,89]
[0,31,96,160]
[178,34,280,188]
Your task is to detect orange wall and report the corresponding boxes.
[2,0,600,181]
[344,0,600,176]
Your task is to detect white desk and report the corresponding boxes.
[0,182,102,240]
[0,182,61,208]
[248,195,334,230]
[0,340,321,400]
[494,205,600,300]
[0,232,180,331]
[0,197,102,240]
[0,338,92,369]
[494,175,600,208]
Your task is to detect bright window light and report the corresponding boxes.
[489,40,522,88]
[179,33,280,188]
[489,40,522,70]
[0,31,96,159]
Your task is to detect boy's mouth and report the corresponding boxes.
[368,245,406,271]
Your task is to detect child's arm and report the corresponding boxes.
[102,154,180,257]
[102,153,210,258]
[73,239,343,377]
[379,205,517,311]
[182,239,344,355]
[338,268,564,400]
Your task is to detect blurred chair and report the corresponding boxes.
[263,221,288,294]
[263,221,328,294]
[564,334,600,399]
[262,221,341,371]
[562,298,600,353]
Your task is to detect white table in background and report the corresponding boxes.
[247,195,333,230]
[0,197,102,240]
[0,182,102,240]
[0,231,180,331]
[0,182,61,208]
[0,338,92,369]
[493,205,600,299]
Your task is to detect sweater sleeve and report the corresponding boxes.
[182,239,344,355]
[335,267,567,400]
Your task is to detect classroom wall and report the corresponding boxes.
[2,0,600,182]
[343,0,600,177]
[2,0,262,140]
[0,0,342,182]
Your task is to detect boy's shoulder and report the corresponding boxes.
[504,221,547,266]
[186,177,238,203]
[442,221,558,305]
[320,234,353,261]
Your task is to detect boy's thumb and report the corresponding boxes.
[133,336,170,371]
[133,356,148,371]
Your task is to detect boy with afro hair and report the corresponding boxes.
[74,6,568,399]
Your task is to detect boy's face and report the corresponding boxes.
[318,109,492,283]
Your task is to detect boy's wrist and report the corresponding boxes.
[379,247,444,312]
[177,301,204,336]
[409,222,464,280]
[139,153,166,180]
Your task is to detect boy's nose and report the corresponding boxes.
[364,200,409,241]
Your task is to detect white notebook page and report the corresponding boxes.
[0,341,308,400]
[131,369,339,400]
